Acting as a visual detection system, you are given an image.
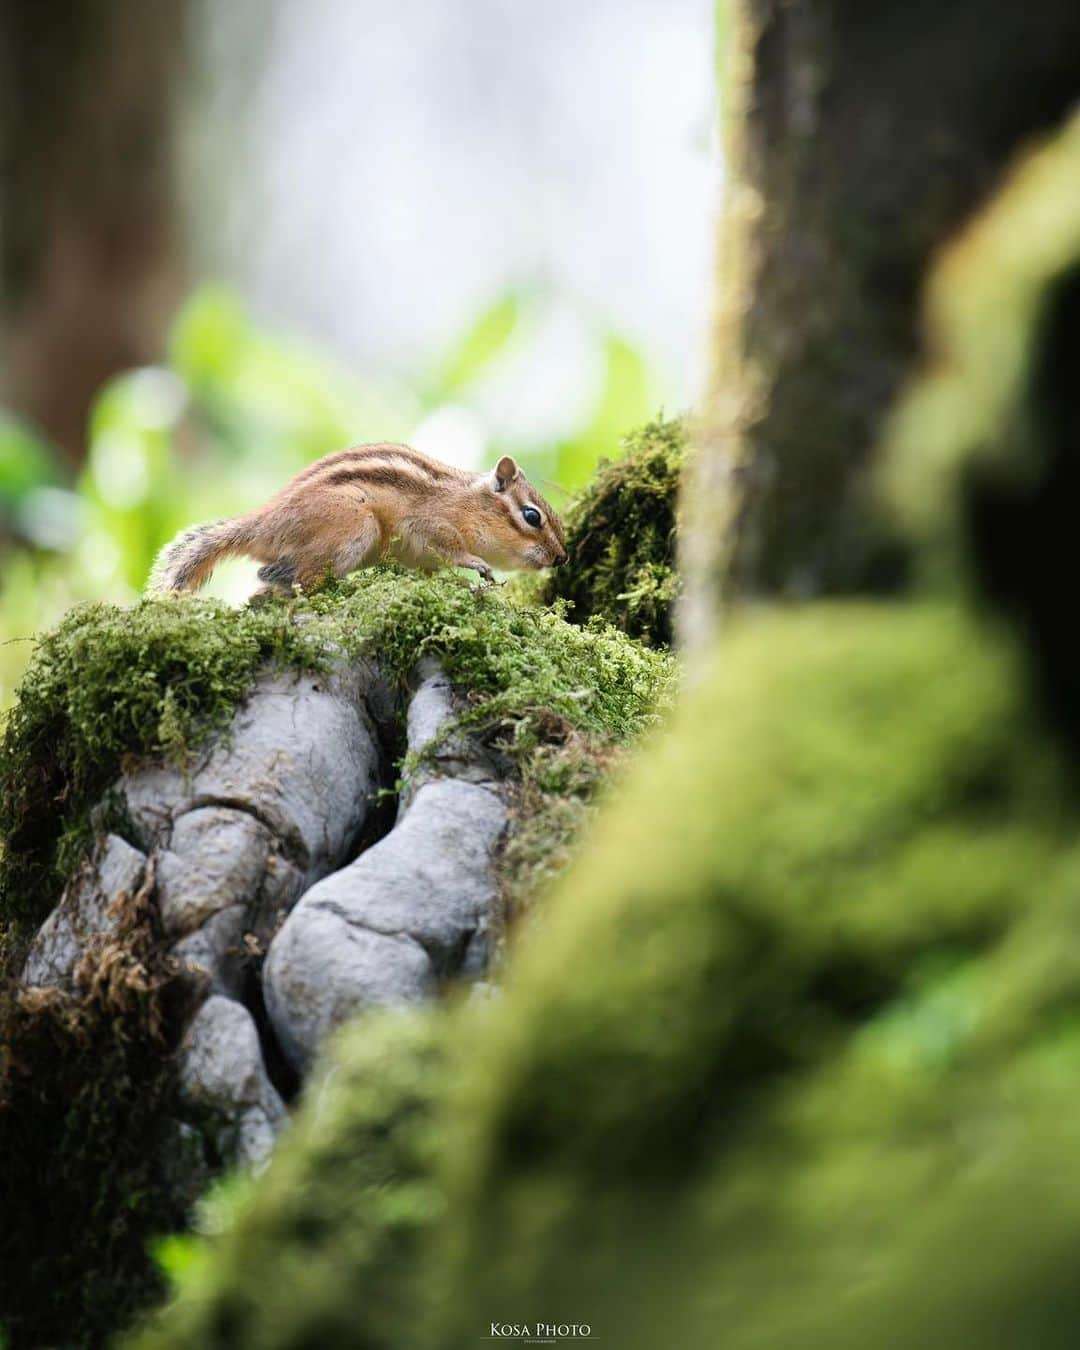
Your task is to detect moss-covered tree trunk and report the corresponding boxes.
[0,0,186,463]
[681,0,1080,648]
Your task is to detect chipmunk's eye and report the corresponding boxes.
[521,506,542,529]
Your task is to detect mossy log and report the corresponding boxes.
[131,111,1080,1350]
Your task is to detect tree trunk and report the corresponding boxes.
[0,0,187,465]
[681,0,1080,649]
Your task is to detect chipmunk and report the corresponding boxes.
[148,442,568,597]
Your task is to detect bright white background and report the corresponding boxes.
[190,0,718,441]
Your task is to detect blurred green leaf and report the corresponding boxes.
[79,368,190,589]
[438,293,521,394]
[0,413,61,504]
[556,335,651,490]
[168,285,248,389]
[171,286,416,465]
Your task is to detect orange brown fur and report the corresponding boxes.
[149,443,568,596]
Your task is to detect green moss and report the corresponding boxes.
[0,568,673,968]
[0,597,310,966]
[499,731,626,932]
[535,417,687,646]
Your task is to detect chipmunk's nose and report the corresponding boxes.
[555,547,569,566]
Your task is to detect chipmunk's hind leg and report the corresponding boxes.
[246,557,297,601]
[330,513,382,579]
[284,513,382,592]
[257,557,298,591]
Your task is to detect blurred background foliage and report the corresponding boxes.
[0,285,659,707]
[0,0,714,709]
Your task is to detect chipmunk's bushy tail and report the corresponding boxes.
[148,516,257,593]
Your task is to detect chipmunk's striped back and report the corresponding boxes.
[290,443,468,490]
[148,442,567,597]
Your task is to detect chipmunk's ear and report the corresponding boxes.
[492,455,519,492]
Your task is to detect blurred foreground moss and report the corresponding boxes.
[145,1012,451,1350]
[132,601,1080,1350]
[432,603,1079,1348]
[130,109,1080,1350]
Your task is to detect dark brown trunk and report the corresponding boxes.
[0,0,186,465]
[681,0,1080,649]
